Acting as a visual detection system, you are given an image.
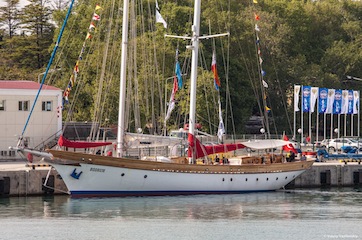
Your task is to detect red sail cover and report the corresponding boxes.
[188,133,245,159]
[58,135,113,148]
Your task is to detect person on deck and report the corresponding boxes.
[215,155,220,164]
[290,151,295,162]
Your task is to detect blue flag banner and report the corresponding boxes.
[333,89,342,114]
[175,61,183,89]
[348,90,354,114]
[302,86,311,112]
[318,88,328,113]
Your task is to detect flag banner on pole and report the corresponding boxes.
[294,85,300,112]
[333,89,342,114]
[310,87,319,113]
[347,90,354,114]
[341,90,349,114]
[353,91,359,114]
[165,76,178,122]
[217,99,225,141]
[318,88,328,113]
[326,89,335,114]
[155,0,167,28]
[211,51,221,90]
[302,86,311,112]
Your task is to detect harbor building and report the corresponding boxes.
[0,80,62,159]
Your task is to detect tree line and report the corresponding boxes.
[0,0,361,136]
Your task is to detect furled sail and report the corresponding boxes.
[58,135,112,148]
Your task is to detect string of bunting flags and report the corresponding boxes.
[253,0,271,113]
[62,4,103,106]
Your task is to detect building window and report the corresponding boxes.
[0,100,5,111]
[42,101,52,111]
[19,101,30,111]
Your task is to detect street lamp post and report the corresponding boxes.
[297,128,302,149]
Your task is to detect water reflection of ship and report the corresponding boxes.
[59,193,293,220]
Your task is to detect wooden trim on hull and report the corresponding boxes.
[47,150,314,174]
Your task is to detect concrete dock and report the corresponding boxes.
[0,161,68,197]
[0,160,361,197]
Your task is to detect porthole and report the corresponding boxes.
[276,177,278,180]
[266,178,269,181]
[144,175,148,178]
[222,178,225,181]
[256,178,259,181]
[285,176,288,179]
[245,178,248,181]
[121,173,125,177]
[230,178,233,181]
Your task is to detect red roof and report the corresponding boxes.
[0,80,61,90]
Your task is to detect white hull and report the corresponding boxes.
[51,162,307,197]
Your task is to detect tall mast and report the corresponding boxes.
[188,0,201,164]
[117,0,130,157]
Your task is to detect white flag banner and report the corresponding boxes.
[341,90,349,114]
[156,9,167,28]
[310,87,319,113]
[294,85,300,112]
[353,90,359,114]
[165,77,178,121]
[262,80,268,88]
[217,99,225,141]
[325,89,335,114]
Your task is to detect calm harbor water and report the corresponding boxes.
[0,188,362,240]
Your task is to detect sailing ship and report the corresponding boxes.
[15,0,313,197]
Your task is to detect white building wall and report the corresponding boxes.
[0,88,62,158]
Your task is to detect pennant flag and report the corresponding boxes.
[255,24,260,31]
[86,32,92,39]
[261,69,266,76]
[259,57,263,64]
[155,0,167,28]
[294,85,300,112]
[341,90,349,114]
[69,74,75,87]
[262,80,268,88]
[333,89,342,114]
[353,91,359,114]
[175,62,183,89]
[89,22,96,31]
[265,106,271,112]
[175,49,183,89]
[310,87,319,113]
[302,86,311,112]
[253,0,258,3]
[92,13,100,21]
[318,88,328,113]
[156,9,167,28]
[254,13,260,21]
[211,51,221,90]
[74,61,79,73]
[256,36,260,44]
[165,76,178,122]
[217,99,225,141]
[347,90,354,114]
[325,89,335,114]
[95,4,102,10]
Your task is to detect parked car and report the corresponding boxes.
[320,138,361,152]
